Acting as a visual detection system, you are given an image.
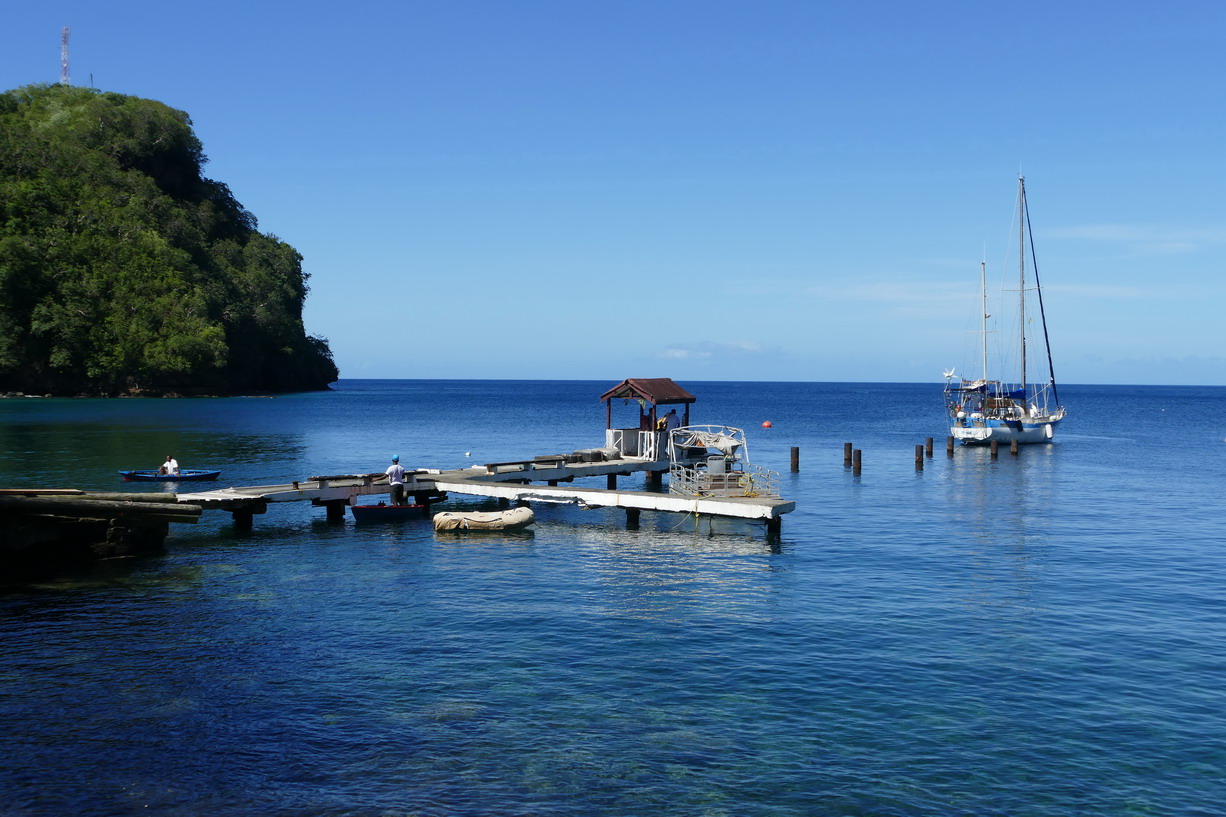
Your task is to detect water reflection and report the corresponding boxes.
[935,445,1058,632]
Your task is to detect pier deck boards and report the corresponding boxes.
[430,474,794,521]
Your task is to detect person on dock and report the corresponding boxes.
[663,408,681,432]
[158,455,179,476]
[385,455,407,505]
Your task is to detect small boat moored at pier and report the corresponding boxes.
[433,506,536,532]
[350,502,427,522]
[667,425,780,498]
[119,469,222,482]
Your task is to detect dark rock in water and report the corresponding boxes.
[1,516,170,582]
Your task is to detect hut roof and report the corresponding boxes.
[599,378,695,406]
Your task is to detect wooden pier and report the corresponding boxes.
[175,379,795,535]
[176,452,794,535]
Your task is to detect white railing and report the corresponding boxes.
[639,430,666,460]
[668,461,780,498]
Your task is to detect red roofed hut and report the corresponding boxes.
[599,378,695,459]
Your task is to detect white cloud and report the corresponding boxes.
[1045,283,1157,299]
[1048,224,1226,254]
[656,341,770,361]
[806,280,968,305]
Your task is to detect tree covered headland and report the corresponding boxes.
[0,84,338,396]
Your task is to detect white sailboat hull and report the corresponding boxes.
[950,415,1062,445]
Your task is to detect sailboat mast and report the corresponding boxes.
[1018,176,1027,393]
[980,261,989,382]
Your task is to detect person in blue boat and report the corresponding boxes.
[158,455,179,476]
[385,454,406,505]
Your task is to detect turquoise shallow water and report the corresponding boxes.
[2,380,1224,816]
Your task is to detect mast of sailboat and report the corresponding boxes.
[980,261,989,382]
[1018,176,1027,395]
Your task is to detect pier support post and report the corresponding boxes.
[990,440,999,459]
[947,436,955,456]
[766,517,781,536]
[625,508,640,529]
[646,471,663,492]
[1010,440,1019,456]
[498,497,510,510]
[843,443,853,466]
[229,502,267,531]
[925,437,933,457]
[915,445,924,470]
[607,474,617,490]
[324,500,347,523]
[790,446,799,472]
[852,449,862,475]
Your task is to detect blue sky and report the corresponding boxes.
[5,2,1225,385]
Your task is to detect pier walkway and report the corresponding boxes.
[177,452,794,535]
[174,378,795,535]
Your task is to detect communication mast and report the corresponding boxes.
[60,26,70,85]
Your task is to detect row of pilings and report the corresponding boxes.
[822,437,1025,474]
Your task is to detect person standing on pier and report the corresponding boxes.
[385,455,407,505]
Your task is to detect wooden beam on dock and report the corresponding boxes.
[0,494,202,522]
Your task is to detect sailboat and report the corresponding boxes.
[944,176,1066,445]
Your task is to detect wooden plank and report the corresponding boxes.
[0,488,86,496]
[429,476,794,521]
[0,495,202,518]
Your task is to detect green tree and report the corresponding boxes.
[0,84,336,395]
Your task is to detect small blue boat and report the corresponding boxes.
[118,469,222,482]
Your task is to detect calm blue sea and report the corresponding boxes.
[1,380,1224,816]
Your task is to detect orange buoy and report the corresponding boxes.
[762,421,772,428]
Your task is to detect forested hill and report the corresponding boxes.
[0,84,338,396]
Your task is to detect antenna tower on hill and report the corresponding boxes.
[60,26,70,85]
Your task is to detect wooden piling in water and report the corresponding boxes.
[1010,440,1019,456]
[947,436,955,456]
[852,449,862,475]
[990,440,999,458]
[915,445,924,469]
[925,437,933,457]
[844,443,853,465]
[790,446,799,472]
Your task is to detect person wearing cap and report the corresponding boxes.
[385,455,407,505]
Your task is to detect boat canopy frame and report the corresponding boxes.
[666,425,781,499]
